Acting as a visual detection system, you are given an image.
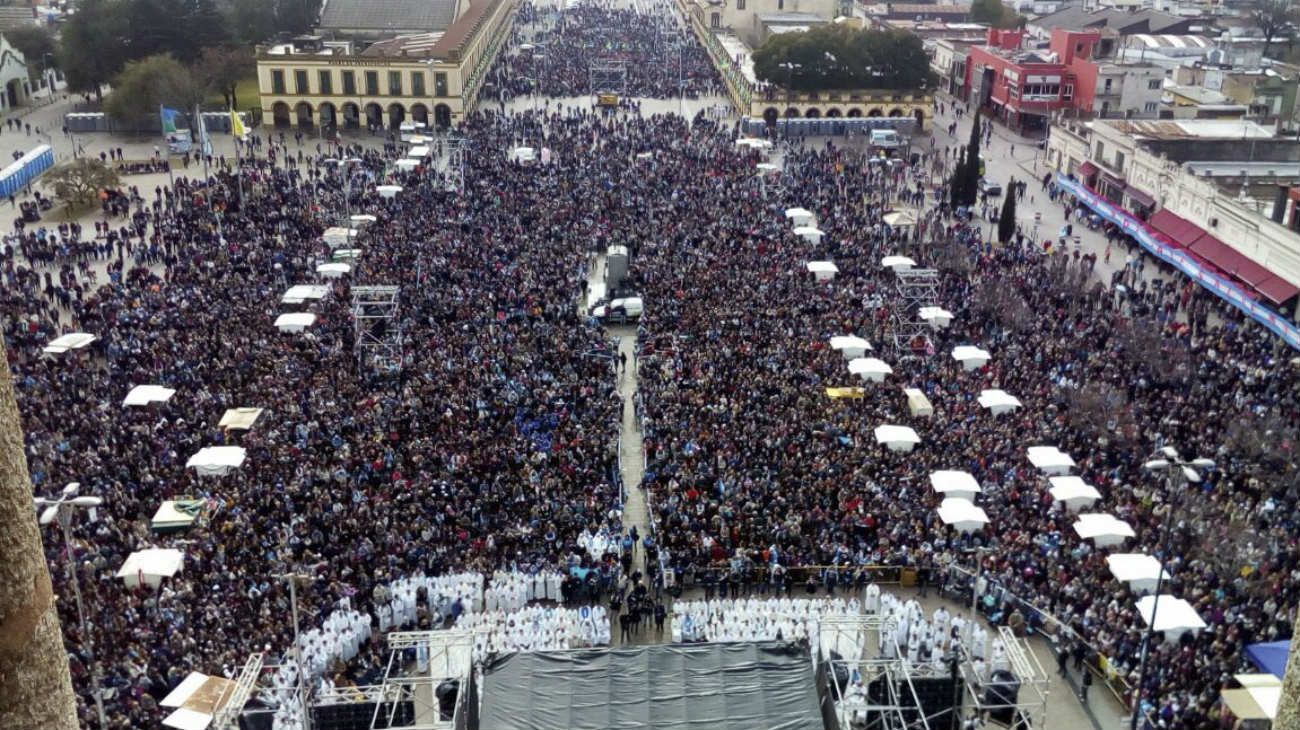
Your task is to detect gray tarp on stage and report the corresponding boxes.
[478,641,824,730]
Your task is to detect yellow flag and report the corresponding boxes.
[230,110,247,138]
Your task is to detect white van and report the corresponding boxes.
[399,121,428,142]
[593,297,643,323]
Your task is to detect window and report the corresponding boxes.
[1103,77,1113,92]
[778,0,784,8]
[318,70,333,95]
[1115,152,1125,172]
[737,0,745,8]
[710,11,720,27]
[294,69,309,94]
[1094,141,1105,161]
[365,71,379,95]
[342,71,356,95]
[1062,83,1073,100]
[271,69,286,94]
[435,72,448,97]
[411,72,425,97]
[1144,101,1158,113]
[389,71,402,95]
[1147,79,1161,90]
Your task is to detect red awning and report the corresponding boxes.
[1256,275,1300,305]
[1077,161,1098,177]
[1188,234,1249,274]
[1149,209,1206,248]
[1232,256,1275,287]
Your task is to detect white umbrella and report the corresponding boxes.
[793,226,824,244]
[117,548,184,590]
[218,407,264,431]
[881,255,916,272]
[1048,476,1102,511]
[281,284,330,304]
[43,332,96,354]
[951,345,991,371]
[918,306,954,329]
[874,424,920,452]
[930,470,981,501]
[185,446,247,476]
[978,389,1022,415]
[316,262,351,279]
[1106,553,1170,594]
[938,498,989,533]
[377,185,403,198]
[784,207,815,226]
[1073,513,1135,547]
[848,357,893,383]
[1135,595,1206,642]
[829,335,871,359]
[1027,445,1076,475]
[274,313,317,333]
[123,385,176,408]
[806,260,838,281]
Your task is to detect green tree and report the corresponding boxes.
[950,115,981,207]
[43,159,121,210]
[997,178,1017,243]
[5,27,57,84]
[752,25,937,91]
[59,0,132,98]
[193,46,255,109]
[104,55,207,130]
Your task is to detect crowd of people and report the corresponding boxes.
[2,0,1298,728]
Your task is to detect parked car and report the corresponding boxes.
[978,179,1003,197]
[592,296,643,323]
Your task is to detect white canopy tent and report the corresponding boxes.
[117,548,184,590]
[806,260,838,281]
[161,671,238,730]
[185,446,247,477]
[882,209,919,228]
[349,214,378,225]
[881,255,916,272]
[848,357,892,383]
[316,262,352,279]
[829,335,871,359]
[393,158,420,172]
[1027,445,1076,475]
[793,226,824,244]
[902,387,934,417]
[784,207,815,226]
[274,313,317,333]
[735,137,773,150]
[510,146,536,164]
[376,184,403,198]
[756,162,780,174]
[123,385,176,407]
[1136,595,1207,643]
[1106,553,1170,594]
[938,498,990,533]
[43,332,96,355]
[407,134,429,145]
[977,389,1023,415]
[918,306,954,329]
[1048,476,1102,511]
[1221,676,1281,724]
[218,407,264,431]
[332,248,363,262]
[951,345,991,371]
[322,227,359,248]
[281,284,330,304]
[874,424,920,453]
[407,145,431,159]
[930,470,981,501]
[1073,513,1136,547]
[151,499,203,533]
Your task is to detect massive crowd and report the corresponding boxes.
[2,2,1297,729]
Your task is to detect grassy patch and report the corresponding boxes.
[206,74,261,111]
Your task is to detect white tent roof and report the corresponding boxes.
[1136,594,1206,634]
[756,162,779,172]
[218,407,264,430]
[793,226,824,237]
[938,498,989,532]
[117,548,184,582]
[903,387,934,417]
[1106,553,1170,585]
[951,345,991,363]
[281,284,330,304]
[161,671,238,730]
[736,138,773,149]
[274,313,317,332]
[1073,512,1135,545]
[874,424,920,447]
[151,500,201,532]
[806,261,838,273]
[930,470,981,497]
[123,385,176,407]
[407,145,431,158]
[1027,445,1076,472]
[350,214,378,224]
[394,159,419,171]
[881,255,916,271]
[376,185,403,197]
[883,209,919,227]
[636,152,653,160]
[186,446,247,476]
[43,332,96,354]
[918,306,953,326]
[332,248,362,261]
[978,389,1022,414]
[829,335,871,352]
[848,357,892,377]
[407,134,429,144]
[316,262,351,278]
[1049,475,1102,503]
[784,207,813,219]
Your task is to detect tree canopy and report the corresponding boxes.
[970,0,1025,29]
[1251,0,1297,57]
[43,159,121,211]
[752,25,937,92]
[5,27,57,82]
[103,55,207,129]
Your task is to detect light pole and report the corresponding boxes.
[1128,447,1214,730]
[34,482,108,730]
[276,572,317,730]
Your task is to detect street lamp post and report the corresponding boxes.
[34,483,108,730]
[1128,447,1214,730]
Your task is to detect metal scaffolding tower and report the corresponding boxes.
[351,285,402,371]
[445,136,468,193]
[888,268,941,356]
[820,613,936,730]
[211,653,265,730]
[588,58,627,96]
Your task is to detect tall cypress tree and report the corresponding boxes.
[998,178,1017,244]
[961,115,982,207]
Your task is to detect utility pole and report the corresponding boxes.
[0,336,79,730]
